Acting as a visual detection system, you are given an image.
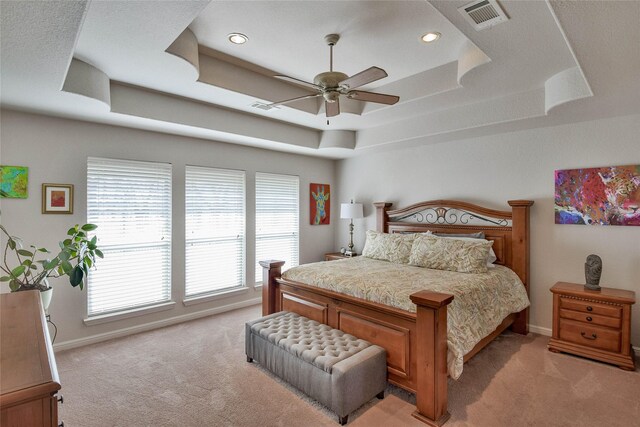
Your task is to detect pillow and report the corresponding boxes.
[428,231,497,267]
[409,233,492,273]
[432,231,485,239]
[361,230,416,264]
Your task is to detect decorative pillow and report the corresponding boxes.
[428,231,497,267]
[432,231,485,239]
[362,230,416,264]
[409,233,492,273]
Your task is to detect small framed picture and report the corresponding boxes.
[42,184,74,214]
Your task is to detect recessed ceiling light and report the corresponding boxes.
[228,33,248,44]
[421,32,441,43]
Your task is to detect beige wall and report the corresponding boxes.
[0,110,336,348]
[2,109,639,350]
[336,113,640,346]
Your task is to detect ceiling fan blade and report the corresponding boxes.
[348,90,399,105]
[269,93,322,107]
[274,75,322,91]
[325,100,340,117]
[339,66,388,90]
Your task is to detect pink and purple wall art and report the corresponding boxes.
[555,164,640,226]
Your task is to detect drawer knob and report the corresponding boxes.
[581,332,597,340]
[57,394,64,404]
[586,316,593,322]
[59,422,64,427]
[586,306,593,312]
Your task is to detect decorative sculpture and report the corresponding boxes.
[584,254,603,291]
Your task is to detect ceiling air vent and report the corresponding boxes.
[458,0,508,31]
[251,102,278,111]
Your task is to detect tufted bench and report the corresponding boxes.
[246,311,387,425]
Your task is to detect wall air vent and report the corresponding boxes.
[458,0,508,31]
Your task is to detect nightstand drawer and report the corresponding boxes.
[559,319,621,353]
[560,297,622,318]
[559,308,622,329]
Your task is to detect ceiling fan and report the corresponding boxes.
[266,34,400,118]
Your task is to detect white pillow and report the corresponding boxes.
[425,231,497,268]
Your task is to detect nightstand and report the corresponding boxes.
[325,252,357,261]
[548,282,636,370]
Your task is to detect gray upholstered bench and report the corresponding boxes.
[245,311,387,425]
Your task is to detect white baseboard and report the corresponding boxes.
[529,324,552,336]
[53,310,640,355]
[53,298,261,352]
[528,323,639,353]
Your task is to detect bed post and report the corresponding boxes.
[507,200,534,335]
[374,202,392,232]
[259,260,285,316]
[410,291,454,427]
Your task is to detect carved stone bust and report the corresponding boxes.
[584,254,603,291]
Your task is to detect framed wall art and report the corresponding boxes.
[310,183,330,225]
[555,164,640,226]
[42,183,74,214]
[0,165,29,198]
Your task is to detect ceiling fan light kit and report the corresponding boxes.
[266,34,400,118]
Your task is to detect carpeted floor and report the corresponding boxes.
[56,305,640,426]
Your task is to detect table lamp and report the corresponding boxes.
[340,201,364,256]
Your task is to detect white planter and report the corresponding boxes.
[40,288,53,313]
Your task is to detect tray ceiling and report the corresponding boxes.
[1,1,639,158]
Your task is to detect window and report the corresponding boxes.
[185,166,245,296]
[87,157,172,317]
[255,172,299,282]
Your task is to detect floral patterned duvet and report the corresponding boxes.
[282,256,530,379]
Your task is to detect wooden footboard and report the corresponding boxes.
[260,198,532,426]
[260,260,453,426]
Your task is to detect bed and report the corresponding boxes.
[260,199,533,426]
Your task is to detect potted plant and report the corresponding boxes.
[0,223,102,310]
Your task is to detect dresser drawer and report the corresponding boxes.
[560,297,622,318]
[559,308,622,329]
[558,319,621,353]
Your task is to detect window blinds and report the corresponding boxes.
[87,157,172,316]
[185,166,245,296]
[255,172,299,282]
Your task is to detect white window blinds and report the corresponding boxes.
[255,172,299,282]
[185,166,245,296]
[87,157,172,317]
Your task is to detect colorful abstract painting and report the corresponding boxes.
[555,164,640,226]
[0,165,28,198]
[310,183,330,225]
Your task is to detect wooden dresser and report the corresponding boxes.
[549,282,636,370]
[1,291,62,426]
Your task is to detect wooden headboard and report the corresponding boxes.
[374,199,534,330]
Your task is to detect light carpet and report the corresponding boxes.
[56,305,640,426]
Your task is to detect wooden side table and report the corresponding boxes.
[548,281,636,370]
[325,252,357,261]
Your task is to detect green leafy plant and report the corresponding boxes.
[1,223,103,292]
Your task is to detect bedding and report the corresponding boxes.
[430,231,498,266]
[409,233,492,273]
[281,256,530,379]
[361,230,415,264]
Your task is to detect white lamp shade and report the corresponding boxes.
[340,202,364,219]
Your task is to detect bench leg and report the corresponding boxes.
[246,355,253,363]
[338,415,348,425]
[376,391,385,400]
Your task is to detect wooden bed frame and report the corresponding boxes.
[260,199,533,426]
